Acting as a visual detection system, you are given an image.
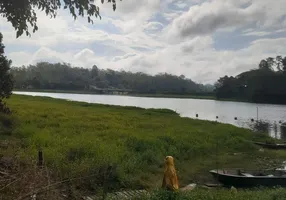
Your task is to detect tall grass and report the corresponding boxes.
[2,94,286,191]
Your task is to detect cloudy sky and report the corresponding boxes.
[1,0,286,84]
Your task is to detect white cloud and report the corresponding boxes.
[166,0,286,41]
[175,1,188,9]
[30,47,68,64]
[143,22,164,33]
[181,36,213,53]
[74,49,96,61]
[7,52,31,66]
[242,31,271,37]
[1,0,286,85]
[97,0,161,33]
[166,0,263,40]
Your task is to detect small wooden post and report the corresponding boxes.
[37,150,43,167]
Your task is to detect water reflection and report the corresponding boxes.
[253,121,270,133]
[281,124,286,140]
[238,120,286,140]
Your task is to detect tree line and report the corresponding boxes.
[215,56,286,104]
[11,62,214,95]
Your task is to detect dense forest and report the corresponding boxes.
[11,62,214,95]
[215,56,286,104]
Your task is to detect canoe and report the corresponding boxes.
[254,142,286,149]
[210,169,286,188]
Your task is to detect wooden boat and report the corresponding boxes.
[210,169,286,188]
[254,142,286,149]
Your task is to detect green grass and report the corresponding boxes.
[136,188,286,200]
[2,94,286,196]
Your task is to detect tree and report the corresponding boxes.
[259,59,270,70]
[282,57,286,71]
[91,65,99,78]
[276,56,283,71]
[0,33,14,113]
[214,76,238,99]
[0,0,121,38]
[215,55,286,104]
[266,57,274,70]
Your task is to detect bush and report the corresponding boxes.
[0,33,14,114]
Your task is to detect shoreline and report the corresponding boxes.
[13,89,215,100]
[14,89,286,106]
[12,93,286,138]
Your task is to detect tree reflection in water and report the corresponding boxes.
[245,120,286,140]
[281,124,286,140]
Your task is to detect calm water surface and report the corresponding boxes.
[14,92,286,139]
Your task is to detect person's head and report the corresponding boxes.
[165,156,175,167]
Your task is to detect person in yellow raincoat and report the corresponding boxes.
[162,156,179,191]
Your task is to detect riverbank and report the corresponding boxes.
[14,88,286,106]
[12,89,270,105]
[131,93,215,100]
[2,95,286,199]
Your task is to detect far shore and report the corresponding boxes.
[14,89,286,106]
[12,89,260,104]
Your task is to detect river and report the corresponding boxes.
[14,91,286,139]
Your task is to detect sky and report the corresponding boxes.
[1,0,286,84]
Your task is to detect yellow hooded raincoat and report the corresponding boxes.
[162,156,179,191]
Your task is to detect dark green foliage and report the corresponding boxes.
[214,76,238,99]
[0,0,121,38]
[215,56,286,104]
[0,113,15,136]
[0,33,14,113]
[11,62,214,95]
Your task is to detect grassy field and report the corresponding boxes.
[1,94,286,199]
